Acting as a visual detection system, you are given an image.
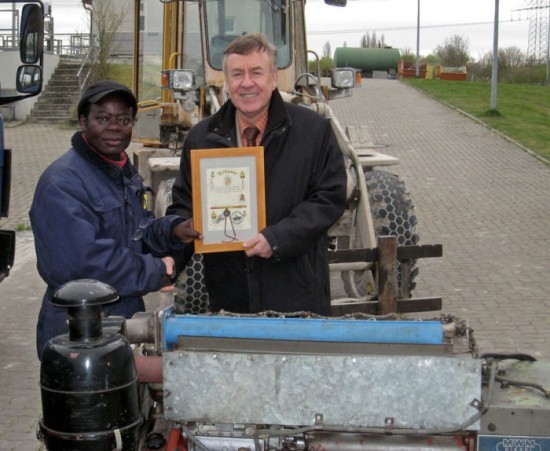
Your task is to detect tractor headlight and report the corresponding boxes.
[331,68,355,89]
[170,69,195,91]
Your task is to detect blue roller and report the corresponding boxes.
[161,308,444,350]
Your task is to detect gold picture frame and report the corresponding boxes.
[191,147,266,253]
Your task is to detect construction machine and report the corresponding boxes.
[130,0,426,312]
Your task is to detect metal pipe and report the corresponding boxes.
[134,355,163,383]
[546,0,550,85]
[490,0,499,110]
[415,0,420,77]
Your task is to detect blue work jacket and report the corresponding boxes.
[30,132,185,359]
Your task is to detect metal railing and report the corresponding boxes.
[77,36,99,96]
[0,32,91,57]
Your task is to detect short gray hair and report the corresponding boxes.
[222,33,277,74]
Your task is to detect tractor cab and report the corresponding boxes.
[132,0,352,149]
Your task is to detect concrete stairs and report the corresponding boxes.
[29,58,86,124]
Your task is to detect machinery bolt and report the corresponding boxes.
[146,432,166,450]
[244,425,256,436]
[314,413,324,426]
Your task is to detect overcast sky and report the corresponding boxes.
[47,0,89,34]
[305,0,531,59]
[47,0,534,60]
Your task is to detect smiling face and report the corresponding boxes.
[79,94,134,160]
[224,49,278,123]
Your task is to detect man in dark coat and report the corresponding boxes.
[169,33,346,315]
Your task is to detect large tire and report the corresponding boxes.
[173,254,210,314]
[342,170,419,298]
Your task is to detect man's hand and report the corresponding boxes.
[243,233,273,258]
[160,256,176,292]
[173,218,203,243]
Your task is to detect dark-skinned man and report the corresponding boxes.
[30,80,189,359]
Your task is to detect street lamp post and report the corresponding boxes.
[490,0,499,110]
[546,0,550,85]
[416,0,420,77]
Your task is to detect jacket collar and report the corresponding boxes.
[208,89,292,144]
[71,131,136,180]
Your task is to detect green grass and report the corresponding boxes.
[108,63,162,101]
[401,78,550,163]
[107,64,133,88]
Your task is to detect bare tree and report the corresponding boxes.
[434,34,471,67]
[475,47,526,72]
[90,0,128,81]
[322,41,332,58]
[371,31,377,48]
[469,46,528,82]
[400,47,415,64]
[361,32,386,48]
[499,46,526,68]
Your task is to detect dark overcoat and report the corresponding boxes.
[168,89,347,315]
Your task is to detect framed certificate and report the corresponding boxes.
[191,147,266,253]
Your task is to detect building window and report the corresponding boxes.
[140,1,145,31]
[224,17,235,33]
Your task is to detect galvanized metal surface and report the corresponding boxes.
[164,348,481,430]
[480,360,550,437]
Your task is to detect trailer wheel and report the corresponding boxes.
[173,254,209,314]
[342,170,419,298]
[155,179,210,314]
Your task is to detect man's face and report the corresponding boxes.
[224,49,278,123]
[80,94,133,159]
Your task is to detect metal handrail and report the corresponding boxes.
[76,35,99,96]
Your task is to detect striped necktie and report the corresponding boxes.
[243,126,260,147]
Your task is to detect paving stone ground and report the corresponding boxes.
[0,79,548,448]
[0,123,74,450]
[330,79,550,358]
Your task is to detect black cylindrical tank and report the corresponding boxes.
[39,279,143,450]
